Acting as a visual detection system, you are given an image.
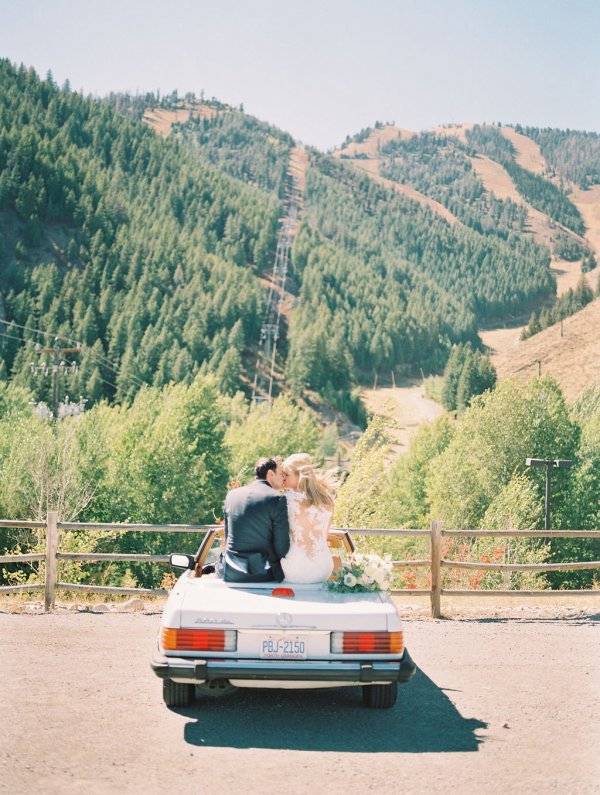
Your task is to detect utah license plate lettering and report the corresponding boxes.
[260,635,307,659]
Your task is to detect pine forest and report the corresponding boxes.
[1,60,599,593]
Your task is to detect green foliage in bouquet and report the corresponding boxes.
[328,553,393,593]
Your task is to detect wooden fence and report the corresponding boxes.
[1,514,599,617]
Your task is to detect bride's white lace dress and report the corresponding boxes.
[281,489,333,583]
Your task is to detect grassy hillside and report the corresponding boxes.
[492,296,600,403]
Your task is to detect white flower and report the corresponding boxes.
[343,572,358,588]
[373,571,388,588]
[353,554,364,565]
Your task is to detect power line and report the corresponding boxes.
[0,318,146,390]
[97,374,119,392]
[252,149,303,405]
[82,346,146,389]
[0,330,27,345]
[0,318,79,346]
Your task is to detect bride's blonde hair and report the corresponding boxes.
[283,453,336,510]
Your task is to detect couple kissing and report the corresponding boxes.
[215,454,337,584]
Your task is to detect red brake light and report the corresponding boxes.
[271,588,295,597]
[331,632,403,654]
[161,627,236,651]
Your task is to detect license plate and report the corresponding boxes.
[260,634,307,660]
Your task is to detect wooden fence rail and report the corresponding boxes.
[0,514,598,616]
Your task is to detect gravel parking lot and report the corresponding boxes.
[0,607,598,795]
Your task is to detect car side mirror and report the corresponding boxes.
[170,553,196,570]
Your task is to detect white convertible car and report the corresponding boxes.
[151,529,416,709]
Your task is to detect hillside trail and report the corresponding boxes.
[497,125,600,275]
[480,128,599,360]
[440,124,596,299]
[333,126,462,226]
[336,124,600,450]
[142,101,219,138]
[361,377,444,455]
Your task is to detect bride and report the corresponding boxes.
[281,453,336,584]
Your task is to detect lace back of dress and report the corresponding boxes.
[287,491,332,560]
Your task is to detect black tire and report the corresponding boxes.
[362,682,398,709]
[162,679,195,708]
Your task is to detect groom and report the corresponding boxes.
[215,456,290,583]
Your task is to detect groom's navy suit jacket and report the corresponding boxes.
[217,479,290,582]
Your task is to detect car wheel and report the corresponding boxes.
[362,682,397,709]
[163,679,195,708]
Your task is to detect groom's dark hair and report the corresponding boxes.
[254,457,280,480]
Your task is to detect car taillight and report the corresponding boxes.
[330,631,403,654]
[161,628,237,652]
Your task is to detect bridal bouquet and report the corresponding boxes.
[329,553,394,593]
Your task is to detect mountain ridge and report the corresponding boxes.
[1,64,598,422]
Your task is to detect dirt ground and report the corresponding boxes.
[361,379,444,452]
[1,606,598,795]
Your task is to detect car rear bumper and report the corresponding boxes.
[150,647,416,685]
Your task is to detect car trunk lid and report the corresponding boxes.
[177,578,392,631]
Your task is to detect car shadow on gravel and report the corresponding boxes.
[180,668,487,753]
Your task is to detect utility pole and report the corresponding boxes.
[525,458,573,531]
[33,339,82,420]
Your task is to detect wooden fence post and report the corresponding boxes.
[430,519,443,619]
[44,511,58,612]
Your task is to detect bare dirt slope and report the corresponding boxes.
[334,128,461,226]
[1,611,598,795]
[347,157,461,225]
[470,153,554,245]
[498,127,547,174]
[435,128,598,362]
[142,102,219,138]
[469,154,595,298]
[362,380,444,452]
[288,147,308,197]
[479,325,524,357]
[338,124,415,158]
[572,184,600,260]
[497,127,600,265]
[491,296,600,402]
[433,122,474,143]
[435,125,597,294]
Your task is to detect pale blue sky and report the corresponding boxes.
[1,0,598,149]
